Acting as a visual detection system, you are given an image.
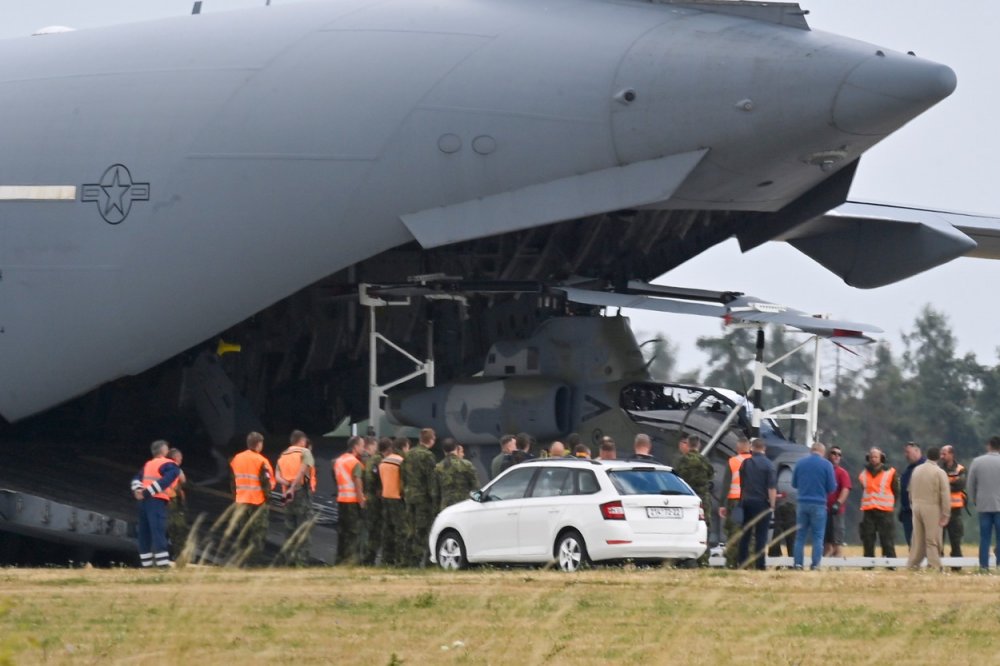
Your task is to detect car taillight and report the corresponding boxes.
[699,506,705,521]
[600,500,626,520]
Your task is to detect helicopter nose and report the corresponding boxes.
[832,52,956,136]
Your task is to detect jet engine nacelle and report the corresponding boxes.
[386,378,572,445]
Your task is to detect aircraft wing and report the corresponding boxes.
[557,285,882,344]
[779,201,1000,288]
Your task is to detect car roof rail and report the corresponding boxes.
[520,457,602,465]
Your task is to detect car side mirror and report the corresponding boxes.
[470,490,483,503]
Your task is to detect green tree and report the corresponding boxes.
[817,344,866,449]
[695,327,754,394]
[638,334,677,382]
[973,352,1000,439]
[900,305,980,450]
[854,341,911,449]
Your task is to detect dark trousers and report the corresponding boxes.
[138,499,170,567]
[860,509,896,558]
[337,501,361,565]
[363,498,382,565]
[944,507,964,557]
[767,502,797,557]
[900,509,913,546]
[381,499,406,566]
[722,499,742,568]
[739,500,771,570]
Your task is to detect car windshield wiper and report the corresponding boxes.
[658,490,688,495]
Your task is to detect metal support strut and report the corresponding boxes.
[749,328,823,446]
[360,284,435,437]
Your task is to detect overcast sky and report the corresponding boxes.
[3,0,998,383]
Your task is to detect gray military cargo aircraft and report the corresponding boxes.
[1,0,998,448]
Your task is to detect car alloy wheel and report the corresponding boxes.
[437,531,466,570]
[556,531,589,572]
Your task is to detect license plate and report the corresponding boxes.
[646,506,683,519]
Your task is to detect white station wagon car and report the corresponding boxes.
[429,458,707,571]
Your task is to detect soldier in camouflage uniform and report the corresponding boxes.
[379,437,408,566]
[275,431,316,566]
[165,448,189,559]
[675,435,715,566]
[361,437,387,565]
[402,428,439,567]
[435,439,480,511]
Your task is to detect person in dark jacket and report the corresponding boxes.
[738,438,776,570]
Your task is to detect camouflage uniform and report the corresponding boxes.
[402,445,439,566]
[283,488,313,566]
[435,454,479,511]
[675,451,715,566]
[379,453,406,567]
[225,459,274,565]
[166,483,188,559]
[276,445,316,566]
[362,452,383,565]
[232,502,270,565]
[335,453,364,566]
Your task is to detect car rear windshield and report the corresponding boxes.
[607,469,694,496]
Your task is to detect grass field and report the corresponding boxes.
[2,563,1000,665]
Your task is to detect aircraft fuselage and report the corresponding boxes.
[0,0,955,422]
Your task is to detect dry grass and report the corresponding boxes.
[2,564,1000,665]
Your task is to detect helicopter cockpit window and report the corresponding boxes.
[620,383,698,412]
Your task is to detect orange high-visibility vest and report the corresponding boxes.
[231,449,274,505]
[727,453,752,500]
[948,464,966,509]
[379,454,404,500]
[142,457,172,501]
[276,446,315,492]
[334,453,360,503]
[859,467,896,512]
[165,473,183,500]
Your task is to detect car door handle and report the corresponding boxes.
[507,511,518,516]
[548,509,560,514]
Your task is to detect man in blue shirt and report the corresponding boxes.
[738,438,777,570]
[792,442,837,570]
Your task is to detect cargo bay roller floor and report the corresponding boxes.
[0,438,339,566]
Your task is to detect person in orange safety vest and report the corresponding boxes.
[274,430,316,566]
[939,444,967,566]
[719,437,752,568]
[226,431,275,565]
[858,447,900,560]
[130,440,182,568]
[333,435,366,565]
